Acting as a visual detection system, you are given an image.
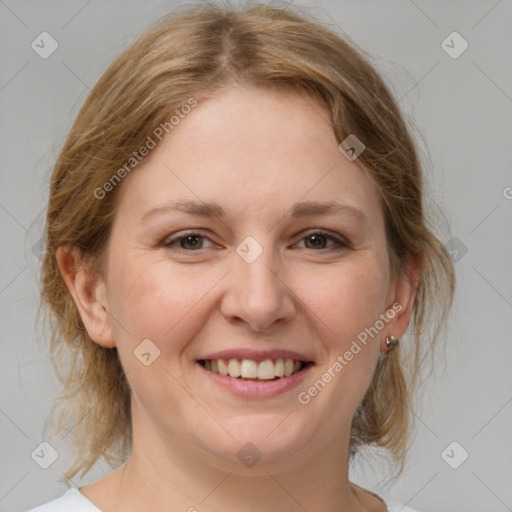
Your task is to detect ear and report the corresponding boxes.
[56,245,116,348]
[382,253,421,351]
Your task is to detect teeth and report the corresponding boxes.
[217,359,228,376]
[203,358,305,379]
[258,359,275,380]
[240,359,258,378]
[275,358,285,377]
[227,359,241,377]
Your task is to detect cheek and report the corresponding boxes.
[107,255,219,348]
[104,258,213,409]
[295,257,388,412]
[302,256,389,346]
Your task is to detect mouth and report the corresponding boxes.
[197,358,313,381]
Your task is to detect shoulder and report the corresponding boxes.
[25,488,101,512]
[384,498,421,512]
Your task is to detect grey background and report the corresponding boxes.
[1,1,511,511]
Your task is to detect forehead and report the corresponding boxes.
[113,86,382,227]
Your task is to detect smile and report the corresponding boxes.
[198,358,309,380]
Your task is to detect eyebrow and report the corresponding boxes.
[140,199,367,224]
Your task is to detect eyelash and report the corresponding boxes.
[162,229,350,253]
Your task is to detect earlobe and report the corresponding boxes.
[55,245,116,348]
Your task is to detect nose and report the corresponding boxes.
[220,242,296,332]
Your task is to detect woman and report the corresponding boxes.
[29,2,455,511]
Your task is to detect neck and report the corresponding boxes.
[110,413,370,512]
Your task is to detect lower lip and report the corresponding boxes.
[197,362,313,399]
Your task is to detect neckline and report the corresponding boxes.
[71,484,388,510]
[72,488,102,510]
[350,482,386,503]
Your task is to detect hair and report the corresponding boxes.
[39,0,455,483]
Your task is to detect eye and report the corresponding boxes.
[162,229,350,253]
[296,230,350,250]
[162,232,214,251]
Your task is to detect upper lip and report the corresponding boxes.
[198,348,314,363]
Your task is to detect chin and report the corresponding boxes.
[199,414,312,471]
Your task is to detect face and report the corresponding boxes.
[69,86,412,472]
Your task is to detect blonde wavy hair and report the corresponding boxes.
[39,1,455,482]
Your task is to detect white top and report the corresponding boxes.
[26,488,420,511]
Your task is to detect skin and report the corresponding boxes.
[57,86,417,512]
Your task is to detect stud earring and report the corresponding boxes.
[378,334,400,363]
[385,334,399,350]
